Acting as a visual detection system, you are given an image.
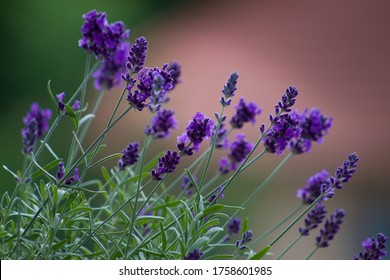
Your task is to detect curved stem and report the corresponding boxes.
[305,246,319,260]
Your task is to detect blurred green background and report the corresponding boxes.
[1,0,389,259]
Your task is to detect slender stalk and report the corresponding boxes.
[305,246,319,260]
[269,194,323,247]
[276,235,302,260]
[125,136,151,257]
[251,204,303,246]
[199,107,225,189]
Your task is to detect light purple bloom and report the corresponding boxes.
[230,97,261,129]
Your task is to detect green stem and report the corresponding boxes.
[276,235,302,260]
[125,135,151,257]
[252,204,303,246]
[305,246,319,260]
[269,194,324,247]
[199,107,225,189]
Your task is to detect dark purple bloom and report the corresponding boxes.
[177,112,215,155]
[228,133,254,170]
[118,142,139,170]
[79,10,130,90]
[274,86,299,114]
[92,42,130,90]
[181,174,197,195]
[127,65,174,111]
[184,249,203,260]
[220,72,239,107]
[72,100,81,111]
[79,10,130,60]
[263,112,301,155]
[126,36,148,74]
[354,233,388,260]
[236,230,253,250]
[151,150,181,180]
[331,152,359,189]
[167,61,181,89]
[230,98,261,129]
[316,208,346,248]
[56,92,66,112]
[21,103,52,154]
[297,170,331,205]
[290,138,312,154]
[298,108,333,143]
[218,157,230,175]
[299,203,327,236]
[56,162,65,180]
[228,218,242,235]
[145,109,177,139]
[64,168,80,185]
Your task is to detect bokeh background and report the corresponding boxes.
[1,0,389,259]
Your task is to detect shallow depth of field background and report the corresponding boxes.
[1,0,389,259]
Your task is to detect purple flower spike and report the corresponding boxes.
[230,98,261,129]
[56,92,66,112]
[299,203,327,236]
[297,170,331,205]
[299,108,333,143]
[220,72,239,107]
[151,150,181,180]
[184,249,203,260]
[64,168,80,186]
[236,230,254,250]
[127,36,148,74]
[218,157,230,175]
[177,112,215,155]
[118,142,139,170]
[167,61,181,89]
[332,152,359,189]
[316,208,346,248]
[263,112,301,155]
[228,218,242,235]
[209,186,225,203]
[21,103,52,154]
[72,100,81,111]
[56,162,65,180]
[79,10,130,90]
[228,133,254,171]
[354,233,388,260]
[275,86,299,114]
[145,109,177,139]
[127,65,174,111]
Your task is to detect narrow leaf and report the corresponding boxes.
[249,245,271,260]
[200,204,225,219]
[89,153,123,169]
[65,104,78,130]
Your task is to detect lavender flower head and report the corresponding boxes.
[56,92,80,113]
[228,218,242,235]
[184,249,203,260]
[145,109,177,139]
[64,168,80,186]
[354,233,388,260]
[118,142,139,170]
[151,150,181,180]
[299,203,327,236]
[79,10,130,90]
[298,108,333,142]
[297,170,331,205]
[331,152,359,189]
[56,162,65,180]
[21,103,52,154]
[126,36,148,75]
[127,65,174,112]
[177,112,215,156]
[219,133,253,173]
[316,208,346,248]
[230,98,261,129]
[220,72,239,107]
[236,230,254,250]
[263,112,301,155]
[167,61,181,89]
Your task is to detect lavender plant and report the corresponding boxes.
[0,10,387,260]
